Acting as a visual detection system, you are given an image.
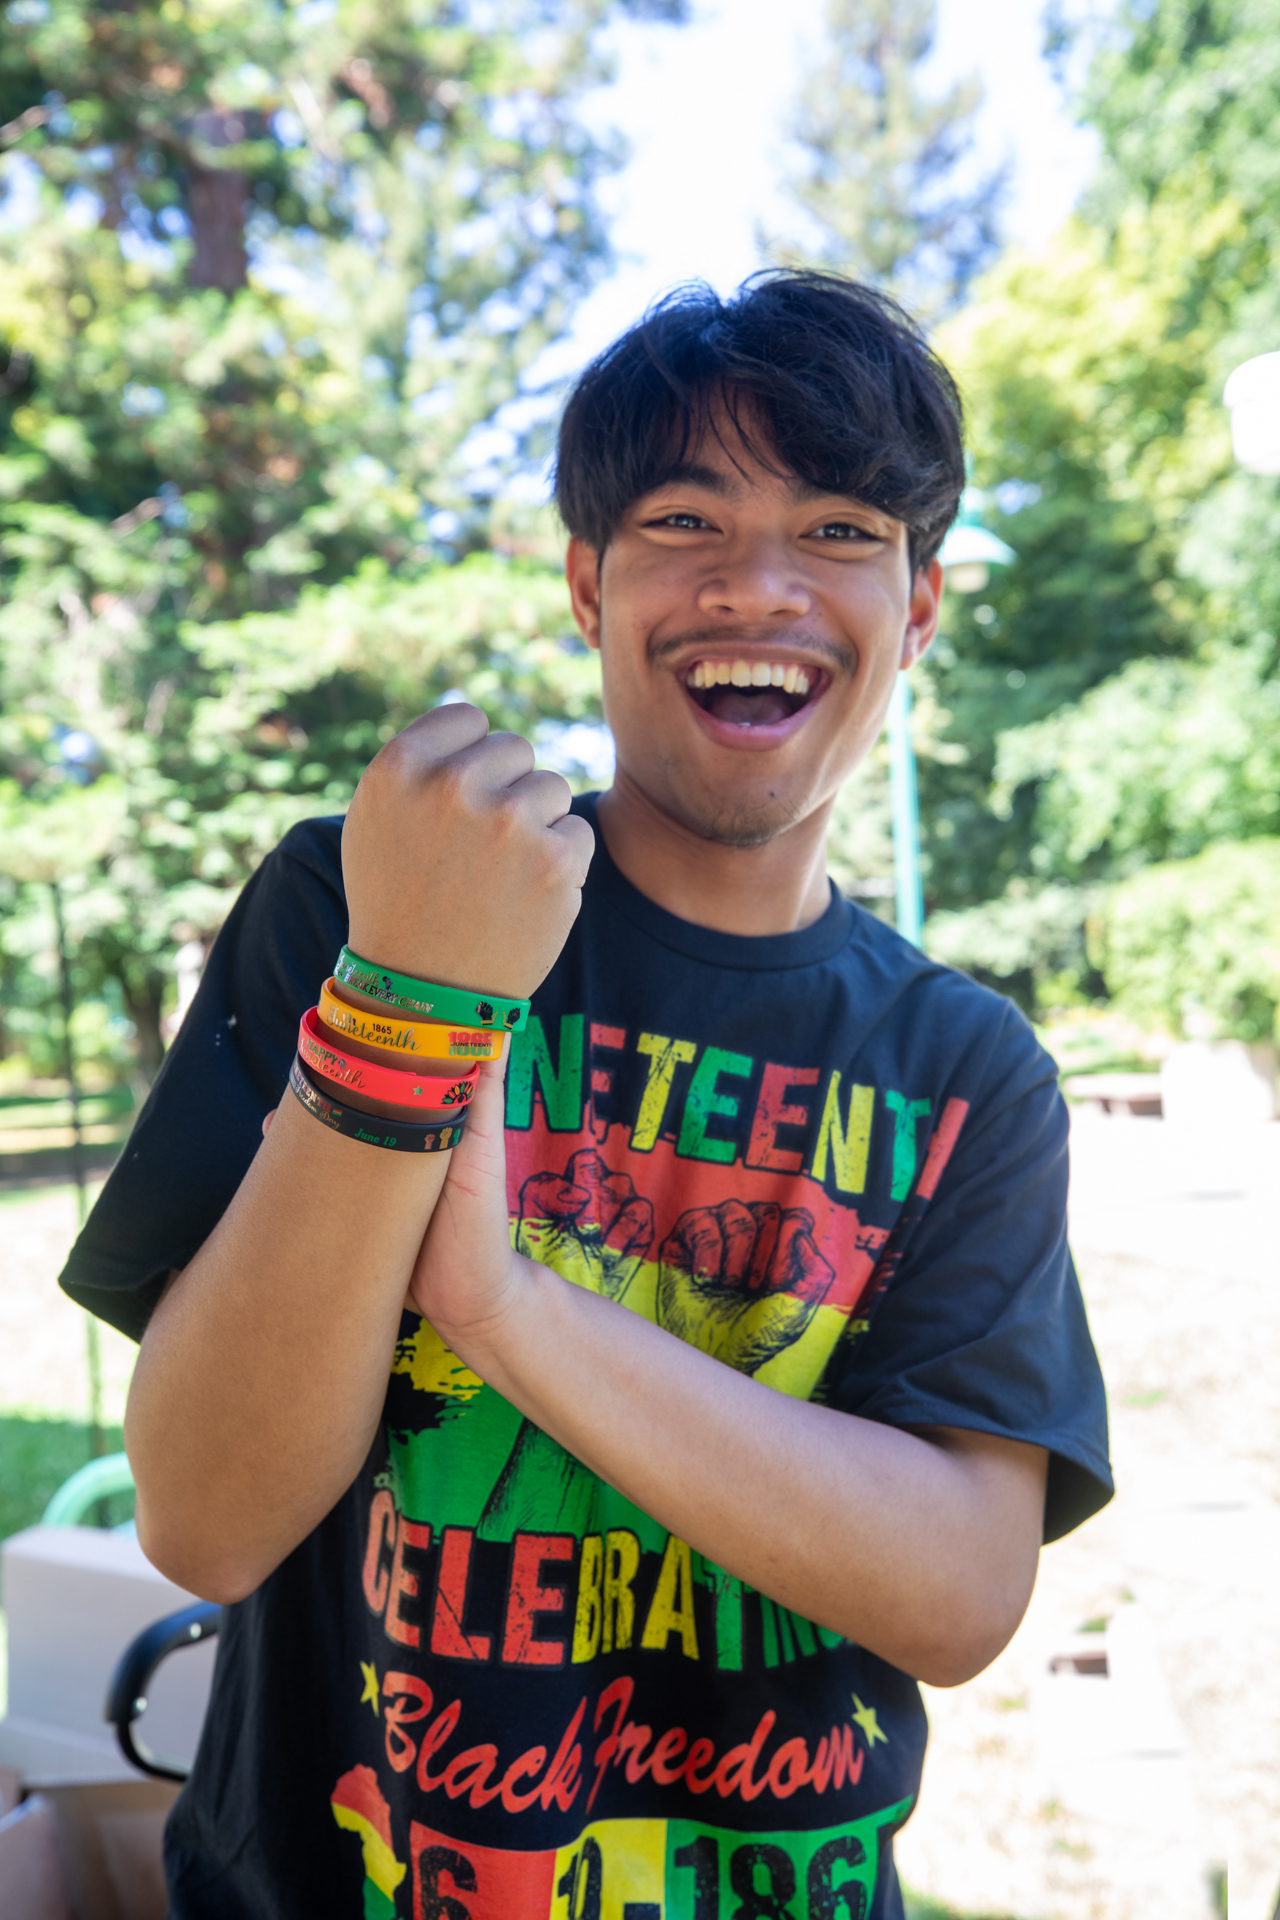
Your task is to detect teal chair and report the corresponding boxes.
[39,1452,219,1778]
[40,1451,137,1530]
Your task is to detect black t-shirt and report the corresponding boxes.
[61,798,1112,1920]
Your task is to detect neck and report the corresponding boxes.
[594,772,835,937]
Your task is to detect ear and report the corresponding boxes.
[901,558,944,669]
[565,536,603,652]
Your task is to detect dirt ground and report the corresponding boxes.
[2,1115,1278,1920]
[896,1114,1280,1920]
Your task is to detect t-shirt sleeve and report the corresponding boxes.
[825,996,1113,1544]
[58,815,348,1342]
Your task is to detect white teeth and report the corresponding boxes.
[687,659,816,696]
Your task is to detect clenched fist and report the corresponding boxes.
[341,704,594,1002]
[657,1199,835,1374]
[515,1149,654,1302]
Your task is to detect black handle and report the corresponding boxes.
[105,1601,222,1781]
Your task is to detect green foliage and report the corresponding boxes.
[775,0,1003,317]
[1080,0,1280,243]
[924,884,1095,1014]
[0,0,644,1080]
[0,1409,128,1545]
[992,641,1280,881]
[917,0,1280,1012]
[1092,839,1280,1042]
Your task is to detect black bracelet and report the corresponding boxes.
[288,1055,467,1153]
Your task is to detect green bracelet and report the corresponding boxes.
[334,946,530,1031]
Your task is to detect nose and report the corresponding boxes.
[696,534,812,622]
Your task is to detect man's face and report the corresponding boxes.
[565,413,943,848]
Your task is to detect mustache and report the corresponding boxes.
[649,626,852,671]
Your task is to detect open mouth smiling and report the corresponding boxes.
[683,658,824,729]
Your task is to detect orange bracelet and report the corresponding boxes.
[297,1009,477,1111]
[317,978,505,1062]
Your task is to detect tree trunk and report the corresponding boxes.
[122,970,168,1091]
[188,110,249,293]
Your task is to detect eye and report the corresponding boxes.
[649,511,711,530]
[809,520,878,542]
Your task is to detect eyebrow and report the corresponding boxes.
[640,463,872,510]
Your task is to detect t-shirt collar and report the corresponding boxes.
[572,792,856,974]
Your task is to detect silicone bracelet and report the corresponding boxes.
[298,1009,477,1111]
[289,1056,466,1153]
[334,946,530,1031]
[318,978,505,1062]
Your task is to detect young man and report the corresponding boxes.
[62,271,1111,1920]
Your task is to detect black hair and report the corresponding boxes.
[554,270,965,572]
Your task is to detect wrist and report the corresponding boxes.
[426,1250,548,1378]
[335,942,532,1030]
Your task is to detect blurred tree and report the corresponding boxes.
[0,0,680,1080]
[1091,838,1280,1045]
[917,0,1280,1012]
[773,0,1005,319]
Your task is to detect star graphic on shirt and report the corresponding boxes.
[359,1663,380,1715]
[851,1693,888,1747]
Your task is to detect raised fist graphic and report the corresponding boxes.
[515,1149,654,1302]
[657,1199,836,1375]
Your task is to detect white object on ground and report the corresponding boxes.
[1032,1604,1211,1920]
[1160,1041,1278,1126]
[0,1526,212,1788]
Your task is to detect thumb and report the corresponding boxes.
[408,1052,513,1325]
[435,1049,509,1204]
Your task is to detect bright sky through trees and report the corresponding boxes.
[560,0,1103,367]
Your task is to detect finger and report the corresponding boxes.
[772,1213,837,1305]
[597,1167,640,1240]
[262,1110,276,1139]
[606,1196,655,1262]
[436,1057,509,1199]
[746,1202,781,1292]
[562,1150,615,1233]
[662,1208,724,1284]
[447,728,539,795]
[520,1171,589,1223]
[386,702,490,763]
[547,810,596,886]
[715,1200,757,1288]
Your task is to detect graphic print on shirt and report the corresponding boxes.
[332,1009,970,1919]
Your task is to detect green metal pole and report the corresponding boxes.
[888,675,924,948]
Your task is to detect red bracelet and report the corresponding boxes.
[289,1056,466,1153]
[298,1008,477,1111]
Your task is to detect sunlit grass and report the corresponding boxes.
[0,1088,134,1134]
[0,1411,130,1545]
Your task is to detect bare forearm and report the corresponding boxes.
[125,1092,449,1602]
[126,708,593,1603]
[444,1258,1046,1686]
